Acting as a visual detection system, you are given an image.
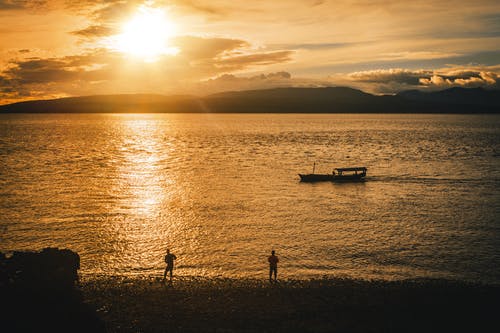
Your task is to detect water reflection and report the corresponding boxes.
[104,115,175,275]
[1,114,499,282]
[119,118,164,216]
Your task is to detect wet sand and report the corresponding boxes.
[81,276,499,332]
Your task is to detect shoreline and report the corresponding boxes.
[79,273,500,287]
[81,276,500,332]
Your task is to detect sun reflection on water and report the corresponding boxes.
[2,114,499,282]
[106,115,178,275]
[119,118,164,216]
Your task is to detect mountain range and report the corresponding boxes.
[1,87,499,113]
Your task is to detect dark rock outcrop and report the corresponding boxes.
[0,248,105,332]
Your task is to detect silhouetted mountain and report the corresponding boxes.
[1,87,499,113]
[0,94,202,113]
[203,87,390,113]
[397,87,500,107]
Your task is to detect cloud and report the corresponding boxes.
[2,0,498,104]
[343,67,500,93]
[60,0,230,21]
[379,51,461,61]
[202,71,292,92]
[217,66,500,95]
[88,1,144,23]
[347,69,431,85]
[0,75,16,90]
[215,50,293,70]
[0,33,296,104]
[0,0,46,10]
[168,0,230,17]
[270,42,352,51]
[173,36,249,60]
[71,25,115,38]
[198,71,334,95]
[0,73,40,101]
[0,50,116,104]
[419,71,500,89]
[157,36,293,77]
[308,0,325,7]
[3,50,113,84]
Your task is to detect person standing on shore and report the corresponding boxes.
[268,250,279,283]
[163,249,177,283]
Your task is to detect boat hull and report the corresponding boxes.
[299,174,365,182]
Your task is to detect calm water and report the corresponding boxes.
[1,113,499,282]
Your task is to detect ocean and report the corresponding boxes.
[1,113,499,282]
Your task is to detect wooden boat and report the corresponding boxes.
[299,165,367,182]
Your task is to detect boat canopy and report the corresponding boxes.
[335,167,367,172]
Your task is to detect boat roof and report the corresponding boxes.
[335,167,367,172]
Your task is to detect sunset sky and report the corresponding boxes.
[1,0,499,104]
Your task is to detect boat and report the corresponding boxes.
[299,165,367,182]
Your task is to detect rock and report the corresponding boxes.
[2,248,80,289]
[0,248,105,332]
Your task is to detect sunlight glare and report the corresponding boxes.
[112,5,179,62]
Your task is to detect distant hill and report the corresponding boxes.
[1,87,499,113]
[396,87,500,108]
[203,87,385,113]
[0,94,202,113]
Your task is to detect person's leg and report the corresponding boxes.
[273,267,277,281]
[269,266,273,281]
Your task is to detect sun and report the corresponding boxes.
[111,5,179,61]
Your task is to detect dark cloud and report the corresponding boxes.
[89,1,142,23]
[294,50,500,78]
[345,68,500,93]
[0,0,46,10]
[198,71,335,94]
[348,69,432,85]
[173,36,249,60]
[200,71,293,94]
[0,33,295,103]
[264,71,291,79]
[2,50,115,85]
[169,0,229,17]
[308,0,325,7]
[208,71,292,83]
[216,51,293,69]
[270,42,351,51]
[71,25,115,38]
[170,38,293,78]
[0,75,15,88]
[419,71,500,89]
[6,58,78,83]
[0,49,121,103]
[56,1,144,23]
[60,0,228,20]
[0,37,291,89]
[0,74,32,101]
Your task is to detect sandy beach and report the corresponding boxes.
[81,276,499,332]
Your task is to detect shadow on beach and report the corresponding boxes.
[2,249,498,332]
[82,276,500,333]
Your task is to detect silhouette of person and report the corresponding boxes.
[163,249,177,283]
[268,250,279,282]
